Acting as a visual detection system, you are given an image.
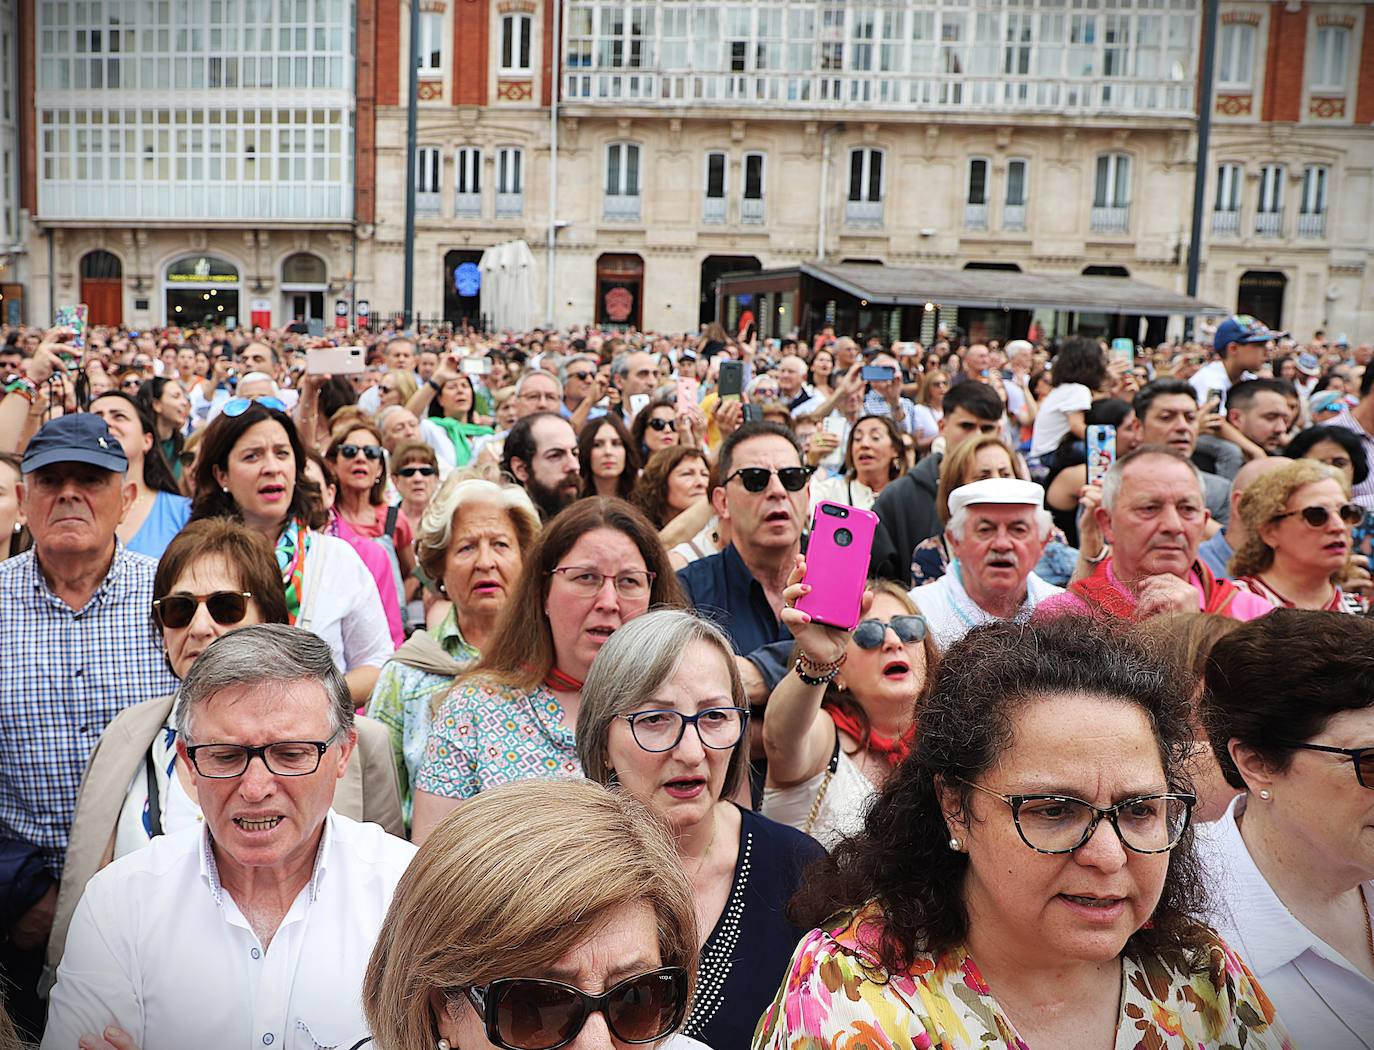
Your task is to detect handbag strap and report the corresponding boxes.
[802,728,844,837]
[144,749,164,839]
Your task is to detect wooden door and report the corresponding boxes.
[80,278,123,325]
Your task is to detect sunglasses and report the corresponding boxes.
[337,443,383,461]
[222,396,287,417]
[396,465,436,477]
[1272,502,1363,528]
[852,615,927,649]
[461,967,688,1050]
[152,591,252,629]
[567,370,595,381]
[646,417,676,432]
[724,465,814,492]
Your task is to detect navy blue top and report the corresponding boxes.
[676,544,794,692]
[683,805,824,1049]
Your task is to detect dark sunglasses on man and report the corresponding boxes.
[723,465,814,493]
[459,966,689,1050]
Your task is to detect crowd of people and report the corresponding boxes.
[0,313,1370,1050]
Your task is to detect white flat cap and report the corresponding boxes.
[948,478,1045,519]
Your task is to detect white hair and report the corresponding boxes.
[947,504,1053,543]
[1100,447,1205,513]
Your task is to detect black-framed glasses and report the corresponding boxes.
[396,465,437,477]
[549,566,655,599]
[959,778,1195,855]
[337,443,383,461]
[152,590,252,629]
[852,615,927,650]
[1271,502,1363,528]
[724,465,814,492]
[622,707,750,753]
[567,369,595,382]
[1275,740,1374,788]
[185,729,343,778]
[461,967,688,1050]
[646,417,677,432]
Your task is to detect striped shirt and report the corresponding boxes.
[1328,406,1374,508]
[0,545,178,875]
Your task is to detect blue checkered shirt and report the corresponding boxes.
[0,545,178,876]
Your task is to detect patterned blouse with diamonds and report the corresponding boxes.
[684,805,824,1049]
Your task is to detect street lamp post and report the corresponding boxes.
[1185,0,1220,340]
[402,0,421,328]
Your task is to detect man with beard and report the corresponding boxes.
[501,413,580,521]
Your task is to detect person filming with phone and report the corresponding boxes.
[678,422,813,706]
[912,478,1064,650]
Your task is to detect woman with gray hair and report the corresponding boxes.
[368,474,540,827]
[577,609,824,1050]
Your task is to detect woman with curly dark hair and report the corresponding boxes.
[756,618,1292,1050]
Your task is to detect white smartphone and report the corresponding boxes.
[461,357,492,376]
[305,346,364,375]
[628,393,651,420]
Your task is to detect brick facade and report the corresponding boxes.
[1357,7,1374,124]
[1261,1,1307,122]
[452,0,489,106]
[355,0,378,224]
[376,0,400,107]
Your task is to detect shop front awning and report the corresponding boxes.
[722,262,1226,315]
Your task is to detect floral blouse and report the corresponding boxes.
[414,678,581,801]
[753,905,1294,1050]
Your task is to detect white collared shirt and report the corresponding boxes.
[45,811,417,1050]
[1194,795,1374,1050]
[911,560,1064,652]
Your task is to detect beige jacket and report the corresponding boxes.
[46,693,405,977]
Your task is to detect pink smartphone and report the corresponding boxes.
[796,501,879,631]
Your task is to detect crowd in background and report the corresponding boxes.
[0,311,1370,1050]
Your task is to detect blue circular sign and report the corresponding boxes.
[454,262,481,297]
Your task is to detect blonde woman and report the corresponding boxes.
[1230,459,1367,613]
[362,780,707,1050]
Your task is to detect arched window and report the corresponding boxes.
[80,250,123,279]
[282,253,326,285]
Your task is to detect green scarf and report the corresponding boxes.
[427,418,495,468]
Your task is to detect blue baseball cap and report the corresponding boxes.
[21,414,129,474]
[1310,390,1347,416]
[1214,314,1283,353]
[1295,352,1321,377]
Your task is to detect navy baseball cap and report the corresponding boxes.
[1214,314,1283,352]
[21,414,129,474]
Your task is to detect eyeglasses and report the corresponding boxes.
[1275,740,1374,788]
[121,378,141,390]
[549,566,655,599]
[723,465,814,492]
[337,443,383,461]
[1271,502,1363,528]
[959,779,1196,855]
[396,465,437,477]
[646,417,677,432]
[222,396,287,417]
[185,729,342,778]
[567,370,595,382]
[152,591,252,629]
[461,967,689,1050]
[852,615,927,650]
[622,707,750,752]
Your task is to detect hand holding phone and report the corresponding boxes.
[795,501,878,631]
[718,360,744,401]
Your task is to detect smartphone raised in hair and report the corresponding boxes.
[717,360,744,401]
[1086,424,1117,487]
[795,500,878,631]
[305,346,365,375]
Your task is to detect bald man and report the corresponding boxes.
[1197,455,1291,580]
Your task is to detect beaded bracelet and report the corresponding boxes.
[794,650,846,687]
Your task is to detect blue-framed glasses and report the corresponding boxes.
[223,396,287,417]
